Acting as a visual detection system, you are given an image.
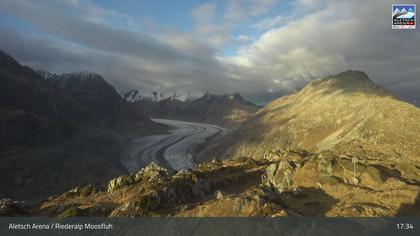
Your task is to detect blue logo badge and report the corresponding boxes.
[392,4,416,29]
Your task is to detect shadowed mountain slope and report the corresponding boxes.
[0,50,165,200]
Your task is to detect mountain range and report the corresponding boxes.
[125,91,259,128]
[121,90,191,103]
[0,50,166,201]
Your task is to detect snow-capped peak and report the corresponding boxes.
[36,70,55,80]
[121,90,191,103]
[37,70,102,81]
[122,90,142,102]
[60,71,102,80]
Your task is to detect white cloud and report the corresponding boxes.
[228,0,420,102]
[252,15,286,31]
[191,2,233,47]
[236,34,254,43]
[0,0,419,105]
[191,0,278,47]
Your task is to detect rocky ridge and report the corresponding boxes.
[3,147,419,217]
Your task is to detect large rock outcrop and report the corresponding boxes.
[262,161,295,194]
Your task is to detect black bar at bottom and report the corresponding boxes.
[0,217,419,236]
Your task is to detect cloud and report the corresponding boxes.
[236,35,254,43]
[228,0,420,105]
[252,15,286,31]
[0,1,193,63]
[0,0,235,95]
[191,0,278,47]
[191,2,232,47]
[225,0,277,23]
[0,0,419,106]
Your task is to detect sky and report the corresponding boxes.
[0,0,419,105]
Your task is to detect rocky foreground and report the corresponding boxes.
[2,148,419,217]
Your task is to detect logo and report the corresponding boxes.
[392,4,416,29]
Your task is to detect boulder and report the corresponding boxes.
[317,158,333,176]
[0,199,14,209]
[68,187,79,194]
[107,175,134,192]
[262,161,294,194]
[134,161,169,182]
[215,190,224,200]
[0,199,28,216]
[264,150,282,161]
[211,159,222,165]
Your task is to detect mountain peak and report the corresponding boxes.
[36,70,54,79]
[333,70,374,84]
[37,70,104,83]
[0,50,46,85]
[335,69,369,78]
[60,71,103,80]
[42,71,119,96]
[122,89,142,102]
[229,92,243,100]
[307,70,386,95]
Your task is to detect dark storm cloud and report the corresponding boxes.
[0,0,218,64]
[0,27,97,71]
[0,27,180,91]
